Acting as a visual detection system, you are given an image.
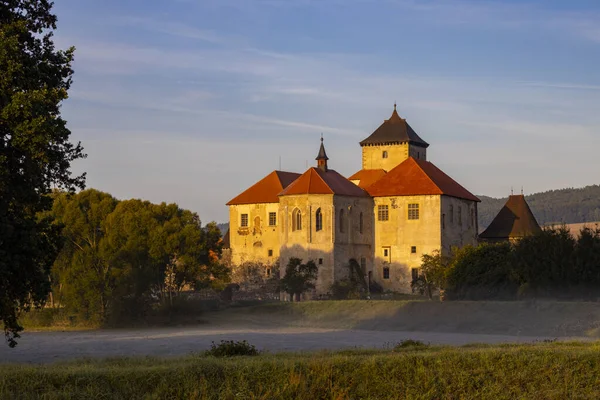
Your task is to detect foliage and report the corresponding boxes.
[330,259,367,300]
[203,340,260,357]
[393,339,429,351]
[446,226,600,300]
[279,258,318,301]
[0,0,86,346]
[446,242,517,300]
[48,189,226,324]
[412,250,452,300]
[5,343,600,398]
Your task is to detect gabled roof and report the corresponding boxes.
[226,170,301,205]
[360,105,429,148]
[479,195,542,239]
[348,169,387,189]
[279,167,369,197]
[365,157,480,202]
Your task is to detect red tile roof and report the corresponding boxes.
[348,169,387,189]
[480,195,542,239]
[279,168,369,197]
[365,157,480,202]
[226,170,301,205]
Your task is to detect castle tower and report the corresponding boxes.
[316,135,329,171]
[359,104,429,171]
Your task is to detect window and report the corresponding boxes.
[442,213,446,229]
[318,258,323,265]
[450,205,454,224]
[268,249,273,257]
[315,208,323,231]
[359,212,364,234]
[411,268,419,281]
[471,208,475,228]
[241,214,248,227]
[382,151,388,159]
[269,212,277,226]
[417,152,420,159]
[378,205,389,221]
[458,206,462,226]
[383,267,390,279]
[292,208,302,231]
[408,203,419,220]
[360,257,366,271]
[411,246,417,254]
[339,209,345,233]
[266,268,271,277]
[382,247,391,262]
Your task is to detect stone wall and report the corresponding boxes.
[361,143,426,171]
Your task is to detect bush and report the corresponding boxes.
[204,340,260,357]
[393,339,429,351]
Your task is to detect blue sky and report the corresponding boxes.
[52,0,600,224]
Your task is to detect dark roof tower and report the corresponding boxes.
[316,134,329,171]
[479,194,542,241]
[360,104,429,148]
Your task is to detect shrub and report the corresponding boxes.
[393,339,429,351]
[204,340,260,357]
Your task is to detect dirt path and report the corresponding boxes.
[0,327,583,364]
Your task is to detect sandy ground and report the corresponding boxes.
[0,326,584,364]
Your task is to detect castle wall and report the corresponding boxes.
[361,143,426,171]
[440,196,479,254]
[228,203,281,267]
[372,195,442,293]
[279,194,374,297]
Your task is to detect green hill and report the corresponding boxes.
[478,185,600,230]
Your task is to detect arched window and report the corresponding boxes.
[359,212,364,234]
[315,208,323,231]
[339,209,345,233]
[292,208,302,231]
[382,151,388,159]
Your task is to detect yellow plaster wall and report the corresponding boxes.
[440,196,479,254]
[361,143,427,171]
[372,195,442,292]
[228,203,281,266]
[279,194,374,297]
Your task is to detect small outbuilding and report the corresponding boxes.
[479,194,542,242]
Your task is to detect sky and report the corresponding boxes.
[51,0,600,224]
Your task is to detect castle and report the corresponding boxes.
[225,105,480,296]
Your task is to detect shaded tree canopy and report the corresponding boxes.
[280,258,318,301]
[1,0,85,347]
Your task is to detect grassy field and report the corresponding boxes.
[20,299,600,338]
[2,341,600,399]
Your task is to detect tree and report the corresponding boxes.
[412,250,452,300]
[1,1,85,346]
[280,258,318,301]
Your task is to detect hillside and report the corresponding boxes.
[479,185,600,230]
[216,185,600,234]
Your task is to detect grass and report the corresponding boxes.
[3,342,600,399]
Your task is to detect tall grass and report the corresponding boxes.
[2,342,600,399]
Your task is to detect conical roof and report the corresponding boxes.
[479,195,542,240]
[315,137,328,160]
[360,105,429,148]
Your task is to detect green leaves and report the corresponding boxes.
[1,1,85,347]
[280,257,318,301]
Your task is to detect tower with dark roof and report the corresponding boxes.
[359,104,429,172]
[479,195,542,242]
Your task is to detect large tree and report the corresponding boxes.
[1,1,84,346]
